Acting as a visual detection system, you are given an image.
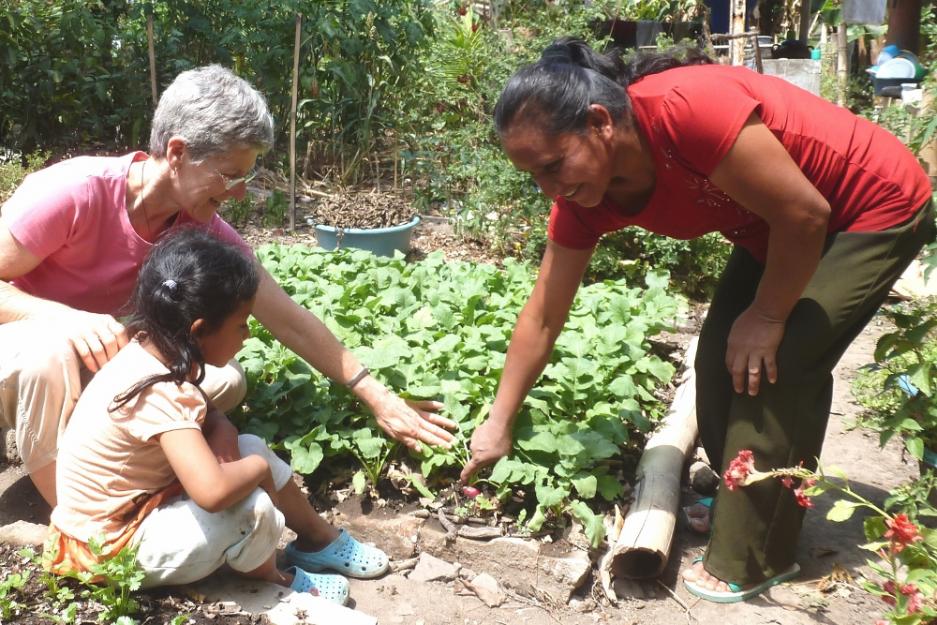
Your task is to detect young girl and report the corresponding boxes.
[46,228,389,604]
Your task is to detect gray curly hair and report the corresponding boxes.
[149,64,275,160]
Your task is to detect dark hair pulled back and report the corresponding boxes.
[112,227,259,409]
[494,36,712,136]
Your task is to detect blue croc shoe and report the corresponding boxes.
[285,528,389,579]
[288,566,349,605]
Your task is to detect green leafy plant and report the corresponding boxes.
[0,569,28,622]
[858,298,937,458]
[74,538,145,623]
[0,150,50,204]
[233,246,683,546]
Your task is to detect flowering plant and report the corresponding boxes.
[724,450,937,624]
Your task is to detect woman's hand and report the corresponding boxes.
[725,305,786,396]
[63,311,130,372]
[459,418,514,483]
[369,395,457,452]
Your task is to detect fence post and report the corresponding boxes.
[146,3,158,107]
[290,13,302,232]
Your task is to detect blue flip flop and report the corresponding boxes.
[285,528,389,579]
[683,562,801,603]
[287,566,349,605]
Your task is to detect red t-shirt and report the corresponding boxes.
[548,64,932,262]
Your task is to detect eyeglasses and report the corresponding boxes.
[216,168,257,191]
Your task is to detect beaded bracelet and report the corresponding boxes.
[346,366,370,389]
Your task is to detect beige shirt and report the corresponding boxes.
[52,340,207,544]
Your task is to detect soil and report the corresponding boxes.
[0,217,922,625]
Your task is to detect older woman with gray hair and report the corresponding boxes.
[0,64,456,509]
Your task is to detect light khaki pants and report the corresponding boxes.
[0,320,247,473]
[132,434,292,588]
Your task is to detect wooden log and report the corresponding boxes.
[599,337,699,587]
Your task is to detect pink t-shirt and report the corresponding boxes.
[1,152,250,315]
[52,340,207,544]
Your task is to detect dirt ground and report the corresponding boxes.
[0,220,920,625]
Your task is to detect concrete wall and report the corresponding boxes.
[761,59,822,96]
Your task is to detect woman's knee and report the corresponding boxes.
[202,360,247,412]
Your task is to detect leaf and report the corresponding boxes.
[353,428,385,459]
[826,499,861,523]
[289,442,324,475]
[597,474,624,500]
[568,500,606,548]
[517,431,560,454]
[535,480,568,508]
[406,474,435,499]
[352,470,367,495]
[571,474,597,499]
[906,436,925,460]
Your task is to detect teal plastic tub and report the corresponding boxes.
[314,216,420,257]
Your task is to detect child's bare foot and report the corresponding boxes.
[683,502,711,534]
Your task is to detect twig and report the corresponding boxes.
[389,556,419,573]
[501,587,564,625]
[438,508,458,544]
[655,580,696,625]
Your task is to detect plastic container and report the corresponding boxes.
[313,216,420,257]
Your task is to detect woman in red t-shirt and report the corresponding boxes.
[459,37,934,602]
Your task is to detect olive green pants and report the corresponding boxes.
[696,201,935,585]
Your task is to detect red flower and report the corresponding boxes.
[723,449,755,491]
[780,476,794,489]
[884,514,923,552]
[881,580,897,606]
[471,22,479,32]
[793,478,816,509]
[900,583,924,614]
[457,6,467,15]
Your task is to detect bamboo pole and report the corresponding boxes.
[289,14,302,232]
[146,9,158,107]
[837,21,848,107]
[599,337,699,589]
[730,0,746,65]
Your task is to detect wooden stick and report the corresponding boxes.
[146,10,158,107]
[289,13,302,232]
[599,337,699,584]
[837,22,848,107]
[729,0,746,65]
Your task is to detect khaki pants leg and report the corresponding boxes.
[0,321,246,473]
[697,203,935,584]
[201,359,247,413]
[131,435,291,588]
[0,321,84,474]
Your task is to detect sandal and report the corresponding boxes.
[285,528,389,579]
[287,567,349,605]
[683,562,800,603]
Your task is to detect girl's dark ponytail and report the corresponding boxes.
[111,228,258,410]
